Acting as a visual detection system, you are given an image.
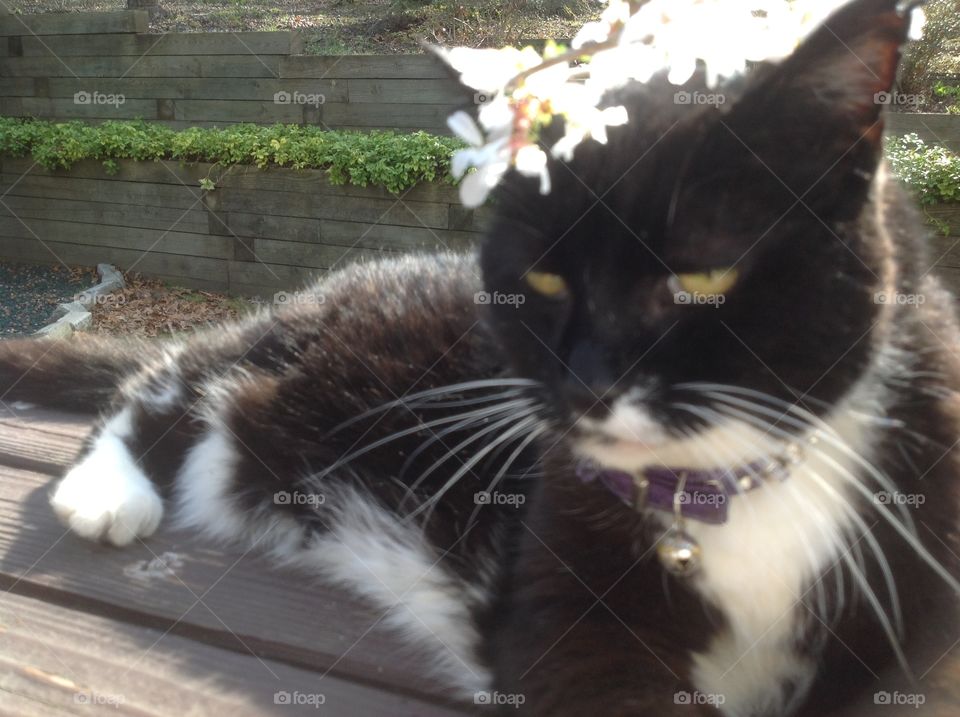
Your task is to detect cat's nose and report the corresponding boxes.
[562,341,618,415]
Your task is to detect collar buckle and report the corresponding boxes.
[632,474,650,511]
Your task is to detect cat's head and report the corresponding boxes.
[479,0,915,470]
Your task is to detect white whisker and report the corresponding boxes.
[464,425,546,531]
[319,398,535,481]
[397,401,538,481]
[839,549,913,680]
[402,411,537,508]
[321,379,539,438]
[692,387,917,532]
[406,416,542,526]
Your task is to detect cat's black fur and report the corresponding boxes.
[3,1,960,714]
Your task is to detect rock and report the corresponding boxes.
[64,310,93,331]
[75,264,126,307]
[36,319,74,339]
[97,263,126,291]
[35,309,92,338]
[53,300,88,319]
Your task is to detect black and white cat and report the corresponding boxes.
[2,0,959,714]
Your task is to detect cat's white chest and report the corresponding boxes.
[681,420,871,717]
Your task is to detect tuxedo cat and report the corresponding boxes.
[2,0,959,714]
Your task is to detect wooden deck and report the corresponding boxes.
[0,404,469,716]
[7,406,960,716]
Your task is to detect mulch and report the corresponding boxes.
[89,273,255,338]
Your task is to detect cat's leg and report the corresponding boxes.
[50,405,164,546]
[489,484,709,716]
[48,310,278,546]
[48,345,194,546]
[493,570,705,717]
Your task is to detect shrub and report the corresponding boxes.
[899,0,960,108]
[0,118,464,193]
[886,133,960,205]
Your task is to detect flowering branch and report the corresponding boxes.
[503,37,621,95]
[442,0,925,209]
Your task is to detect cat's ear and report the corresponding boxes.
[761,0,910,144]
[711,0,916,211]
[425,44,499,109]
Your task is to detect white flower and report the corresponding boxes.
[459,153,511,208]
[909,7,926,41]
[515,145,551,195]
[550,98,629,162]
[440,46,543,92]
[447,110,485,148]
[447,111,513,207]
[476,97,516,137]
[573,0,631,49]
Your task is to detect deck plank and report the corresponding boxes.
[0,409,469,711]
[0,591,463,716]
[0,407,91,474]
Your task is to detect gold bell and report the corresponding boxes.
[657,472,702,577]
[657,528,702,577]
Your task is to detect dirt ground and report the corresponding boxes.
[0,264,97,337]
[10,0,597,54]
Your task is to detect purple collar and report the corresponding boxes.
[576,452,798,525]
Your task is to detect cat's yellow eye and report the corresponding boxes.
[525,271,569,298]
[675,268,739,296]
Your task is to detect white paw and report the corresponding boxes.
[50,421,163,547]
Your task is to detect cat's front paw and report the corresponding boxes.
[50,431,163,547]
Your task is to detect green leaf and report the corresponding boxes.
[0,118,465,193]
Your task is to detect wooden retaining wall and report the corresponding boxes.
[0,9,467,132]
[928,205,960,294]
[0,157,486,297]
[886,112,960,154]
[1,153,957,298]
